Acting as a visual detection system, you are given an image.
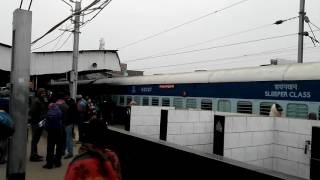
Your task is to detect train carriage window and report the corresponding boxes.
[111,96,117,104]
[152,97,159,106]
[134,96,141,105]
[287,103,308,119]
[218,100,231,112]
[142,97,149,106]
[126,96,132,105]
[201,99,212,110]
[173,98,183,109]
[260,102,275,116]
[186,98,197,109]
[237,101,252,114]
[162,97,171,107]
[119,96,125,106]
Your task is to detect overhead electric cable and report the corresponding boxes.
[31,25,73,51]
[304,16,319,46]
[80,0,112,28]
[134,45,319,71]
[32,0,101,45]
[55,32,73,51]
[118,0,250,50]
[125,33,298,63]
[309,21,320,31]
[61,0,73,11]
[19,0,23,9]
[28,0,33,11]
[131,16,298,60]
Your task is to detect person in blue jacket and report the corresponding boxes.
[0,100,14,164]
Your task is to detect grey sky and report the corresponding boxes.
[1,0,320,75]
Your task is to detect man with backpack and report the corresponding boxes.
[29,88,48,162]
[43,102,64,169]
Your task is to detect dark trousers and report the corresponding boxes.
[0,139,8,162]
[31,124,43,157]
[78,113,87,143]
[46,129,63,165]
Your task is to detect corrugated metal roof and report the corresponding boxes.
[0,44,121,75]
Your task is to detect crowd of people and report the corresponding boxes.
[28,88,102,168]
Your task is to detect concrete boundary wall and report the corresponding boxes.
[128,106,320,179]
[167,109,214,153]
[130,106,174,139]
[224,116,320,179]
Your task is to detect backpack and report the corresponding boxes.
[0,111,14,140]
[45,103,62,129]
[64,145,121,180]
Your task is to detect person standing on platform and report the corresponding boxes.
[64,97,77,159]
[55,92,69,157]
[76,95,88,144]
[0,101,14,164]
[43,102,64,169]
[29,88,48,162]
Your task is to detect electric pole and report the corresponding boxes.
[70,1,81,100]
[297,0,305,63]
[7,9,32,180]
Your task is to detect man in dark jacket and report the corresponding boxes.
[29,88,48,161]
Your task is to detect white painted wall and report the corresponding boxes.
[224,116,320,179]
[167,109,214,154]
[129,106,320,179]
[130,106,173,139]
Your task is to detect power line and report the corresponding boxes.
[52,25,71,51]
[133,45,319,71]
[28,0,33,11]
[310,21,320,31]
[55,32,73,51]
[19,0,23,9]
[61,0,73,11]
[127,16,298,61]
[31,25,72,51]
[80,0,112,29]
[32,0,102,45]
[125,33,298,63]
[150,24,273,57]
[117,0,250,50]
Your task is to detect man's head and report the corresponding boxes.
[37,88,46,98]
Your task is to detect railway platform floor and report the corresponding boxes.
[0,124,124,180]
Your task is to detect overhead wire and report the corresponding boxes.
[309,21,320,31]
[80,0,112,29]
[125,32,298,63]
[32,0,102,45]
[55,32,73,51]
[31,24,73,51]
[19,0,23,9]
[61,0,73,11]
[28,0,33,11]
[304,16,319,46]
[127,16,299,61]
[117,0,250,50]
[133,45,320,71]
[52,25,72,51]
